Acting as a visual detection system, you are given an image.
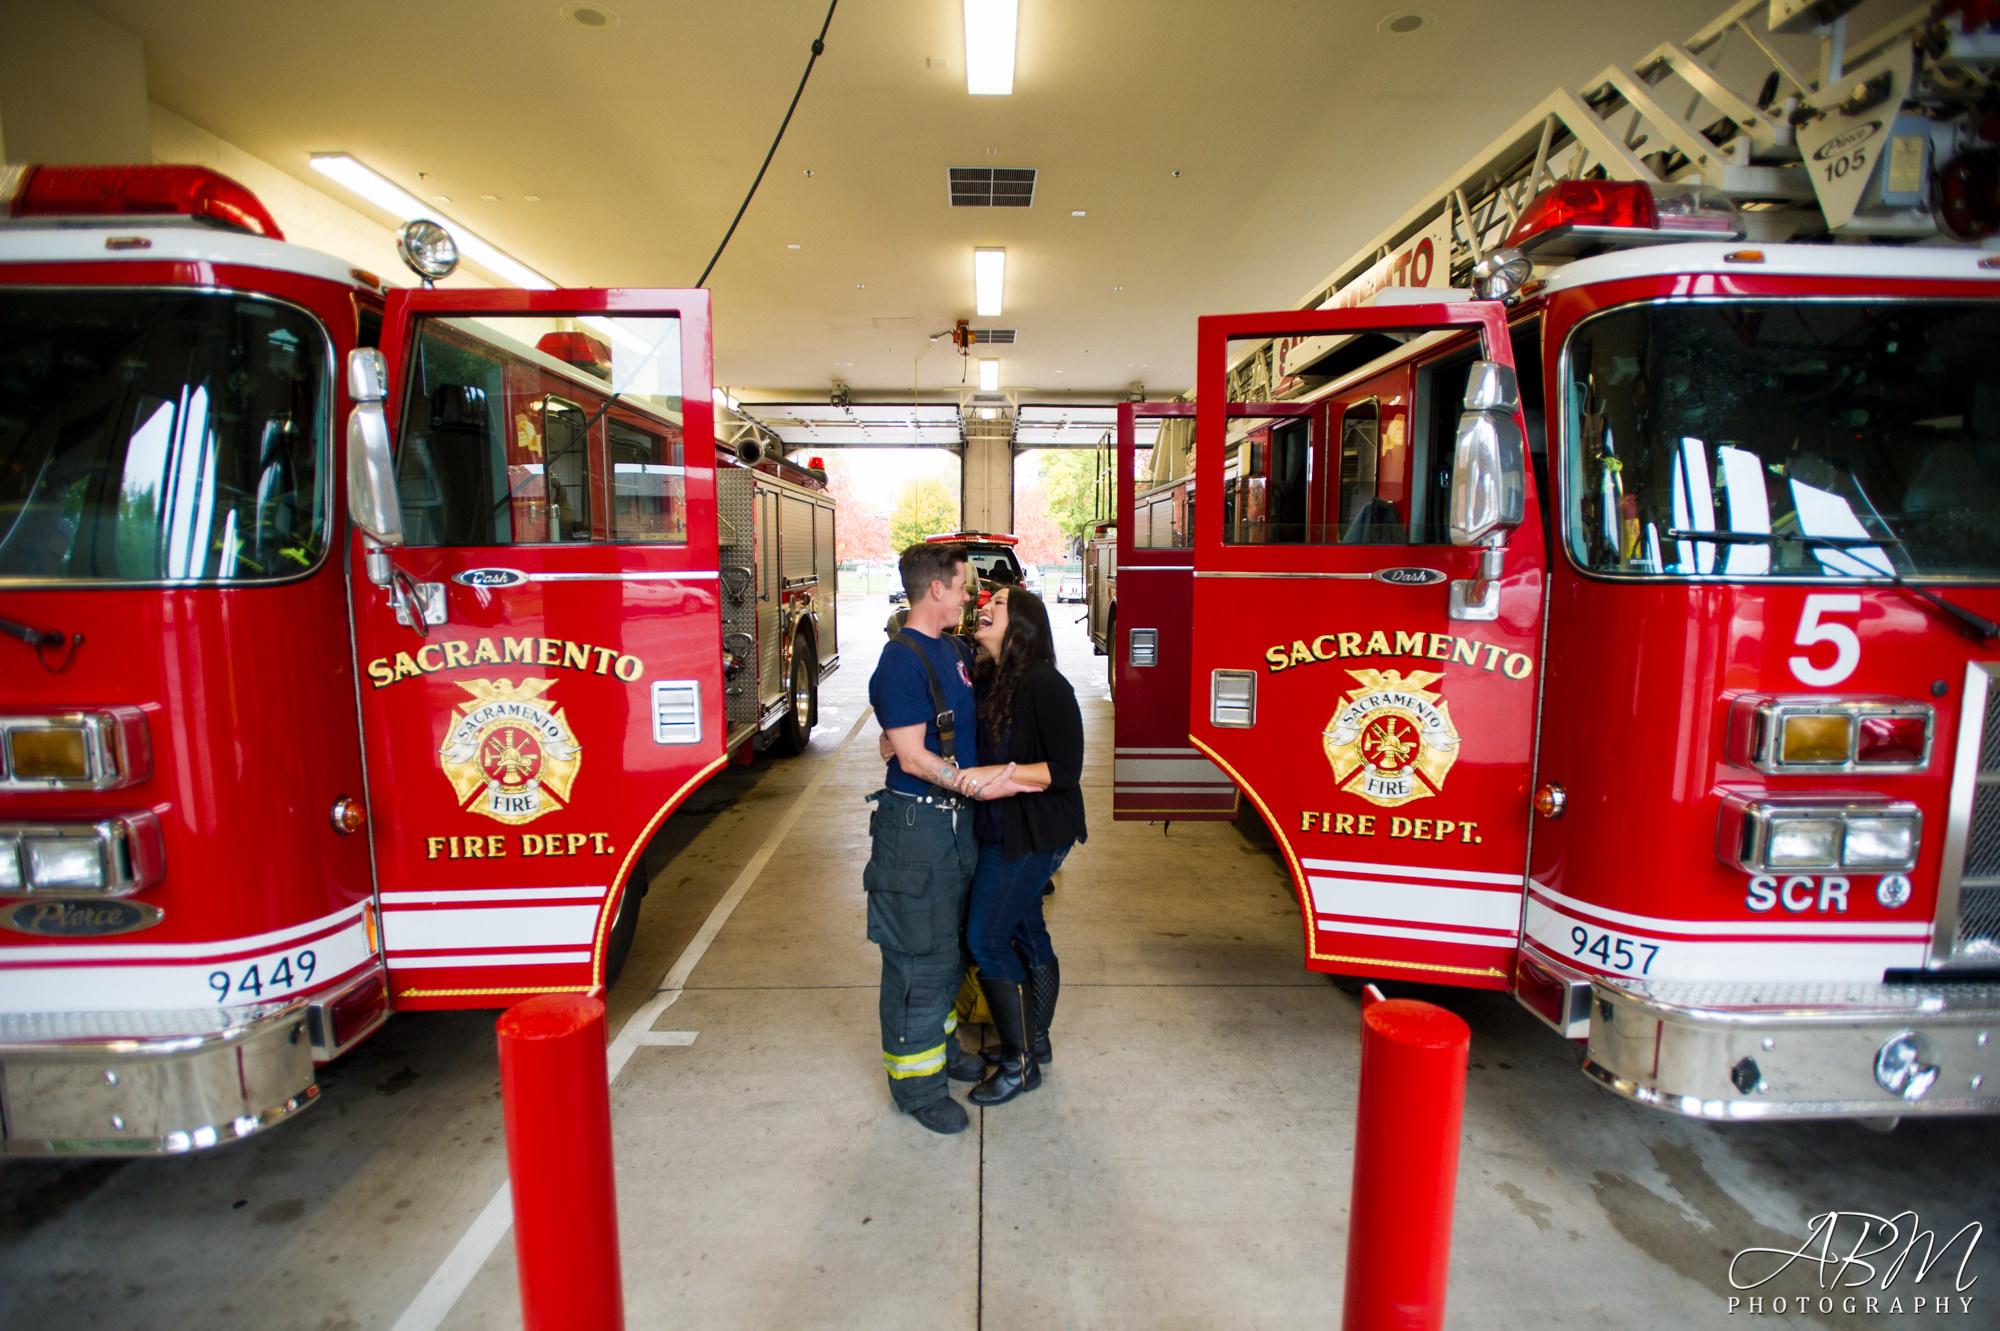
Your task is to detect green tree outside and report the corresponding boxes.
[888,475,959,551]
[1035,449,1099,559]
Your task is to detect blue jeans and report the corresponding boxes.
[966,841,1060,983]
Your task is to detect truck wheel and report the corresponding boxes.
[604,880,645,986]
[777,633,817,755]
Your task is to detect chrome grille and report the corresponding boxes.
[1952,668,2000,960]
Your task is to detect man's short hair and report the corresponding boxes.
[900,541,967,604]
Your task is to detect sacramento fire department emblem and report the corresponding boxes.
[438,678,581,824]
[1321,668,1461,808]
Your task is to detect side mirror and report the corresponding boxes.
[1462,358,1519,412]
[345,348,404,549]
[1448,406,1526,546]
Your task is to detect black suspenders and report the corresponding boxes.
[892,631,963,779]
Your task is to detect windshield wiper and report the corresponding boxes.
[1,615,83,672]
[1666,529,1999,641]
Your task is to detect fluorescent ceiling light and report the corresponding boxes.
[963,0,1017,95]
[974,248,1005,317]
[309,153,554,290]
[979,358,1000,392]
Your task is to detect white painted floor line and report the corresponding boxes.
[391,705,876,1331]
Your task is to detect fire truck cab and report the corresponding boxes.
[1119,1,2000,1120]
[0,165,832,1154]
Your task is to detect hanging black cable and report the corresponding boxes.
[696,1,839,289]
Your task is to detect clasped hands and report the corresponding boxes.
[877,733,1033,800]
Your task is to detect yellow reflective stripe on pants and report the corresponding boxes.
[884,1042,948,1079]
[943,1010,958,1036]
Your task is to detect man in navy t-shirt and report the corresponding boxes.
[863,541,987,1134]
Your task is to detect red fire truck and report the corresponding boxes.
[1114,0,2000,1118]
[0,164,834,1154]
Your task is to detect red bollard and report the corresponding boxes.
[497,994,624,1331]
[1340,991,1471,1331]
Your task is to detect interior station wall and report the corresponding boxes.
[961,432,1014,535]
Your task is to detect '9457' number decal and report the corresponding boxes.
[209,949,316,1001]
[1569,927,1658,975]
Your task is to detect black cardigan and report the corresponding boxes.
[996,660,1088,860]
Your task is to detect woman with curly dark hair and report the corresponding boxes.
[950,585,1086,1106]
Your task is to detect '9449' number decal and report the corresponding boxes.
[1569,926,1658,975]
[209,949,316,1001]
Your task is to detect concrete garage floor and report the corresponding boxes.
[3,593,1997,1330]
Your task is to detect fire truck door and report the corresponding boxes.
[1187,304,1546,991]
[348,289,724,1008]
[1110,401,1239,820]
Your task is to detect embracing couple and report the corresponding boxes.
[864,540,1087,1134]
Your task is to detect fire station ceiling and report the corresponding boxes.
[83,0,1723,401]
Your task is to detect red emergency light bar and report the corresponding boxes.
[536,332,613,378]
[3,164,285,240]
[1503,179,1739,257]
[925,531,1019,545]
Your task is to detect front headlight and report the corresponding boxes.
[23,834,108,890]
[1844,816,1919,870]
[1717,795,1922,874]
[1766,817,1844,868]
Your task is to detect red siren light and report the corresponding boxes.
[808,456,826,470]
[1505,180,1658,251]
[5,164,285,240]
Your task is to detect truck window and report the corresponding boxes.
[1564,301,2000,581]
[607,420,686,543]
[395,314,682,547]
[0,289,330,583]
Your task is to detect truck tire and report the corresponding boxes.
[777,632,818,755]
[603,880,645,986]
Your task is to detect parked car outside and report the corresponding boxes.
[1057,576,1085,603]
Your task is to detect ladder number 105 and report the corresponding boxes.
[1569,927,1659,975]
[1823,144,1870,182]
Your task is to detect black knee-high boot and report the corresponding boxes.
[970,974,1041,1106]
[1026,957,1058,1065]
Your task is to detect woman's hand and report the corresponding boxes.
[952,762,1014,799]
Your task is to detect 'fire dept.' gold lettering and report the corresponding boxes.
[1263,628,1532,681]
[368,638,643,689]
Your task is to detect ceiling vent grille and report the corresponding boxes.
[948,168,1036,207]
[971,329,1015,343]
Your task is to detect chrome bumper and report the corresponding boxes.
[0,999,318,1155]
[1582,978,2000,1120]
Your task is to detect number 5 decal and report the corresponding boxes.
[1790,594,1861,686]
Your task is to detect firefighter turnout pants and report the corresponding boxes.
[864,789,978,1112]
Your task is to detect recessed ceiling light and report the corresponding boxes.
[1053,369,1063,374]
[1113,286,1123,291]
[856,283,866,289]
[1378,10,1428,35]
[834,361,853,367]
[523,194,542,202]
[432,195,451,204]
[927,56,950,68]
[804,169,815,177]
[1071,210,1086,218]
[561,2,620,29]
[979,358,1000,391]
[787,243,802,250]
[974,248,1005,317]
[479,194,499,202]
[964,0,1019,96]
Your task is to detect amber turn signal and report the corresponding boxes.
[1534,783,1566,819]
[331,796,366,835]
[1779,713,1852,765]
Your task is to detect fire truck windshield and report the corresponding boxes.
[0,290,330,584]
[1564,300,2000,582]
